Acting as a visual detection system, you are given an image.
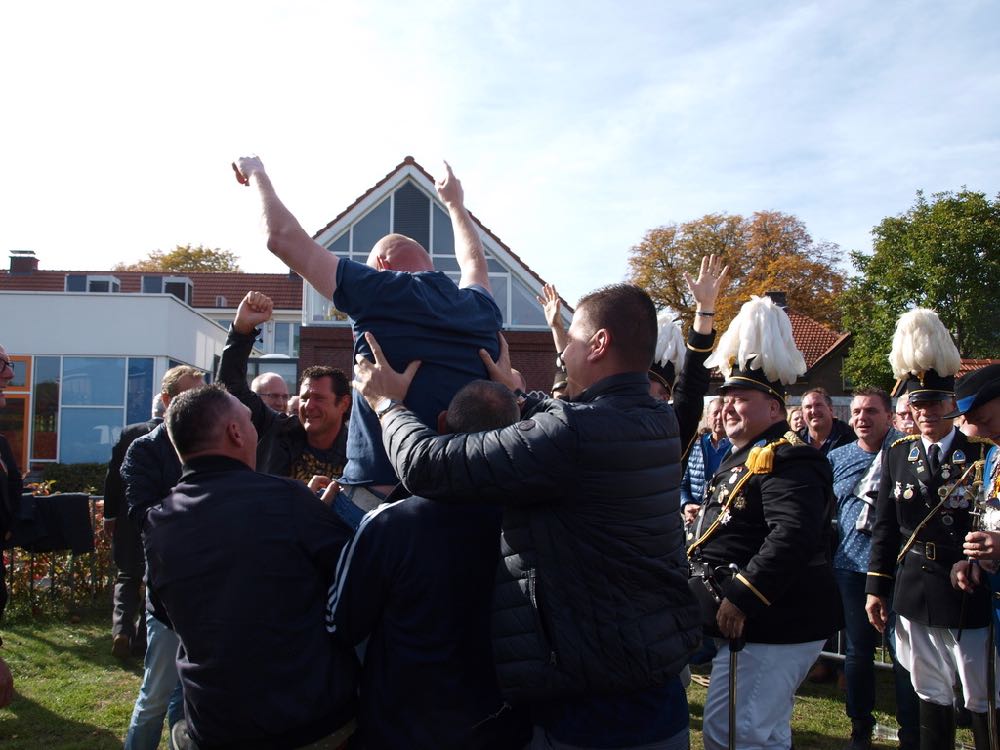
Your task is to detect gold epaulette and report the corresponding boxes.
[783,430,805,446]
[890,434,920,449]
[746,438,790,474]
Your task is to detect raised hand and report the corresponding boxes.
[683,254,730,311]
[232,156,266,186]
[435,160,464,209]
[536,284,563,331]
[354,331,421,411]
[234,291,274,335]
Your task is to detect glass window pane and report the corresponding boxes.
[432,204,454,256]
[8,359,28,388]
[432,256,460,273]
[490,275,509,323]
[66,274,86,291]
[511,279,548,326]
[142,275,163,293]
[127,358,154,424]
[89,280,110,292]
[62,357,126,406]
[328,233,349,254]
[0,396,27,468]
[291,323,300,357]
[60,407,124,464]
[32,357,60,460]
[393,182,430,250]
[275,322,290,354]
[351,198,390,259]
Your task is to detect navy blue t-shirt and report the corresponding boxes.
[331,259,502,485]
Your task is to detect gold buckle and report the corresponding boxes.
[925,542,936,561]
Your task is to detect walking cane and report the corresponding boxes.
[726,564,743,750]
[729,634,745,750]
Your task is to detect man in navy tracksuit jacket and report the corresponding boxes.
[327,380,529,750]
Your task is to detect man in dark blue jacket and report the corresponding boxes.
[327,380,528,749]
[355,284,701,750]
[147,385,357,750]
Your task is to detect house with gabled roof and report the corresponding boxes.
[296,156,571,393]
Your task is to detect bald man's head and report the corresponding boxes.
[366,234,434,273]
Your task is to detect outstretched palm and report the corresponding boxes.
[683,254,730,308]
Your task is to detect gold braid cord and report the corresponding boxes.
[687,439,788,558]
[895,460,984,565]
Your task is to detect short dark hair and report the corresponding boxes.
[300,366,351,398]
[576,284,657,371]
[852,386,891,413]
[165,384,233,458]
[801,387,833,408]
[446,380,520,433]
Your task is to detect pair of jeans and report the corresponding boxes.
[123,610,184,750]
[834,568,919,738]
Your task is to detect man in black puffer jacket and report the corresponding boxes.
[355,284,701,750]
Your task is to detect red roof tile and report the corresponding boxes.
[788,311,849,370]
[0,270,302,309]
[958,359,1000,378]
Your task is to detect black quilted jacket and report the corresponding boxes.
[382,372,701,701]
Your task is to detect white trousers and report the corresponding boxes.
[702,639,823,750]
[895,616,990,712]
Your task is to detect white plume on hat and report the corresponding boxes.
[654,308,686,371]
[889,308,961,379]
[705,295,806,385]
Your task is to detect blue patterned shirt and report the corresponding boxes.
[829,429,902,572]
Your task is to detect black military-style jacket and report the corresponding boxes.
[866,428,993,628]
[689,420,843,644]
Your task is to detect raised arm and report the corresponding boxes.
[217,291,284,436]
[435,161,489,292]
[537,283,568,353]
[233,156,339,298]
[682,254,730,336]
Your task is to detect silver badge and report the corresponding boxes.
[917,464,926,473]
[903,486,914,500]
[939,485,952,500]
[720,510,732,525]
[908,445,920,462]
[895,481,903,499]
[729,472,739,485]
[942,514,955,526]
[953,450,966,465]
[941,468,951,480]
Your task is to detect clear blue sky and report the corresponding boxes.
[2,1,997,304]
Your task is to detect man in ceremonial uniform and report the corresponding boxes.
[690,296,844,750]
[866,309,994,750]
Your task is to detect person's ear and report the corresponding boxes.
[227,420,245,447]
[437,410,449,434]
[375,256,391,271]
[588,328,611,362]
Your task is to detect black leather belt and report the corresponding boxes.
[907,540,961,561]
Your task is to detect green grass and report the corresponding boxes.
[0,604,979,749]
[1,602,147,750]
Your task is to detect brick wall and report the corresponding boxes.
[300,328,560,394]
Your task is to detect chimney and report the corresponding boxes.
[765,291,788,310]
[10,250,39,274]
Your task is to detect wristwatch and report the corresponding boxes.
[374,397,403,419]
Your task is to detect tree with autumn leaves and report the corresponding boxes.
[114,244,242,273]
[627,211,846,333]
